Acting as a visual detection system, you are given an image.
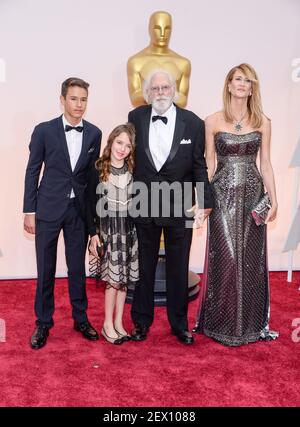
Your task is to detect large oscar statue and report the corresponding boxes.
[126,11,200,306]
[127,10,191,108]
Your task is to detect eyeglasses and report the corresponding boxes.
[149,85,172,94]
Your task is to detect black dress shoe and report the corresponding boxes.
[172,329,194,345]
[131,324,149,341]
[30,326,49,350]
[74,321,99,341]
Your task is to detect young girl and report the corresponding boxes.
[86,123,139,345]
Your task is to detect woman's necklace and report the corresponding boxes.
[232,110,248,132]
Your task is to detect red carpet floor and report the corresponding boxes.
[0,272,299,407]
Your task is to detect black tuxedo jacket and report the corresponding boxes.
[23,115,102,221]
[128,105,214,226]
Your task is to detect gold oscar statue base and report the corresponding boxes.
[126,249,200,306]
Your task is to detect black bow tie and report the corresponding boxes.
[152,115,168,124]
[65,125,83,132]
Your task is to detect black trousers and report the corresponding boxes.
[34,201,88,328]
[131,222,193,331]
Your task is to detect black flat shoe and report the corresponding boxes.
[131,324,149,341]
[114,327,131,342]
[171,329,194,345]
[30,326,49,350]
[74,321,99,341]
[101,328,123,345]
[192,325,201,334]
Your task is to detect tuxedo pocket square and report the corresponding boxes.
[88,147,95,153]
[180,139,192,144]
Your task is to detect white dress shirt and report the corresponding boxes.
[149,104,176,171]
[24,115,84,214]
[62,115,83,198]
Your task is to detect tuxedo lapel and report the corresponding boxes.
[56,116,72,171]
[164,106,185,165]
[74,121,90,173]
[141,107,157,170]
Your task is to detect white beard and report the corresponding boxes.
[152,96,173,115]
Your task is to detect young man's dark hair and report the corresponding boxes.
[61,77,90,98]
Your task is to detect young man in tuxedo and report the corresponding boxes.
[128,70,214,345]
[23,77,102,349]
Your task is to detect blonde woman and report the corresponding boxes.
[193,64,279,346]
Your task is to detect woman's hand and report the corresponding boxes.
[89,235,101,258]
[186,205,212,228]
[265,204,278,223]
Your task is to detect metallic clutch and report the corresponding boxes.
[96,235,107,258]
[251,193,271,226]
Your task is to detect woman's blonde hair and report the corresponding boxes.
[223,63,263,129]
[95,123,136,181]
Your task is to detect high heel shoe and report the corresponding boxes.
[101,327,123,345]
[114,327,131,342]
[192,325,201,334]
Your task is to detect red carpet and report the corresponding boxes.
[0,272,299,407]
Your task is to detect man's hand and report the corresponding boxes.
[186,206,213,229]
[24,214,36,234]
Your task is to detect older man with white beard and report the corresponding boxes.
[128,70,214,345]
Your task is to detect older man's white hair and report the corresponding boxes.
[142,69,178,104]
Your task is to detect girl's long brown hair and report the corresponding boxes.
[223,63,263,129]
[95,123,136,181]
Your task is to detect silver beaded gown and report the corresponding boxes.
[194,131,278,346]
